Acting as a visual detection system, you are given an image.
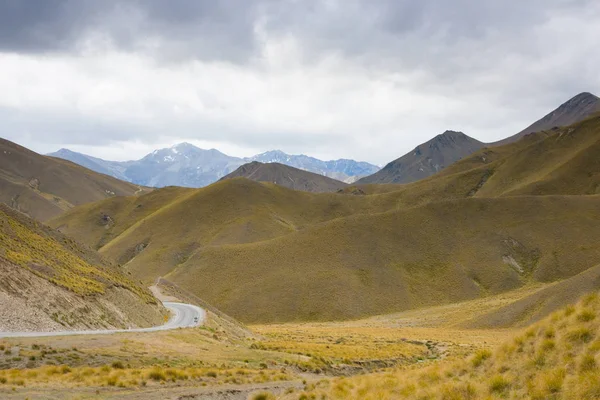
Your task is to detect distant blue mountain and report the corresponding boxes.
[48,144,379,188]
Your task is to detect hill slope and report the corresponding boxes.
[357,131,484,184]
[220,161,348,193]
[47,148,131,181]
[0,204,165,332]
[0,138,144,221]
[494,91,600,146]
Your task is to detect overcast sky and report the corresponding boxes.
[0,0,599,164]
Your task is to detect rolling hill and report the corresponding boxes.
[494,91,600,146]
[0,204,165,332]
[357,131,484,184]
[0,138,146,221]
[220,161,348,193]
[49,114,600,324]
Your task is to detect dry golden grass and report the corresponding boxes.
[278,291,600,399]
[0,364,294,389]
[0,205,155,302]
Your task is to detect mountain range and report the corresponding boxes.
[48,145,380,189]
[50,111,600,323]
[47,92,599,190]
[359,92,600,185]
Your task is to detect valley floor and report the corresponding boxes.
[0,284,550,399]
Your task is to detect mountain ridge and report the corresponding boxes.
[48,144,380,188]
[493,91,600,146]
[357,130,485,184]
[357,91,599,185]
[220,161,348,193]
[0,137,146,222]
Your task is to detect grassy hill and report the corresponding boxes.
[0,204,165,331]
[49,115,600,323]
[221,161,348,192]
[165,195,600,323]
[0,138,146,221]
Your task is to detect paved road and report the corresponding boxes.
[0,302,205,338]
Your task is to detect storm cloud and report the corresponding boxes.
[0,0,599,163]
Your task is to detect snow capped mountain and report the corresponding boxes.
[48,144,379,188]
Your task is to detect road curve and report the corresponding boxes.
[0,302,206,338]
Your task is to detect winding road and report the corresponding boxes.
[0,302,205,338]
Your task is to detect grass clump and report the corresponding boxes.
[471,349,491,367]
[252,392,276,400]
[147,368,166,382]
[488,375,510,394]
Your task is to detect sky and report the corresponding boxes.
[0,0,599,165]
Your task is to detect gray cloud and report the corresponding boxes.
[1,0,592,62]
[0,0,599,163]
[0,0,264,62]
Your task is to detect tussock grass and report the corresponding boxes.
[0,205,155,302]
[0,365,294,389]
[279,290,600,399]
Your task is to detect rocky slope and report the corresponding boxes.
[494,92,600,146]
[0,204,166,332]
[357,131,484,184]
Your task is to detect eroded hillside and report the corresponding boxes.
[0,205,165,332]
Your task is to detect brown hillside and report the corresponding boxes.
[0,204,165,332]
[494,91,600,146]
[0,138,146,221]
[462,263,600,329]
[220,161,347,192]
[166,195,600,323]
[357,131,484,185]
